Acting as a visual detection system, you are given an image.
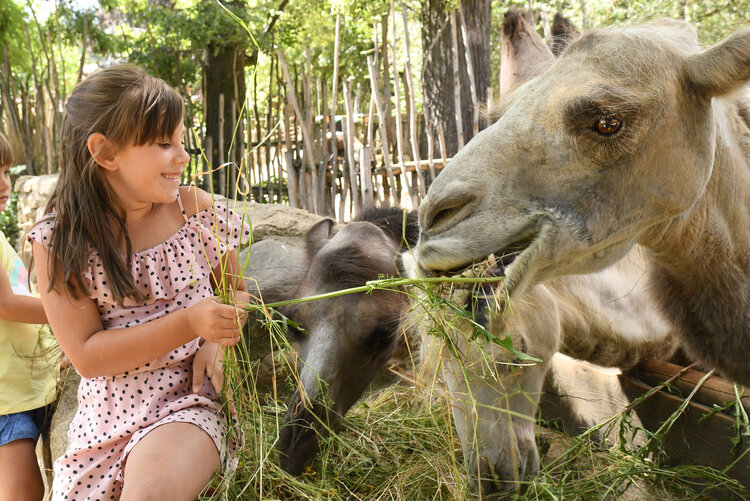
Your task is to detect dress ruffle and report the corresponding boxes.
[28,200,251,308]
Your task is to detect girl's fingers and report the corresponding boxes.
[192,362,205,393]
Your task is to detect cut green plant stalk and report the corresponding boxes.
[259,275,506,309]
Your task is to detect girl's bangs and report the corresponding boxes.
[132,83,184,145]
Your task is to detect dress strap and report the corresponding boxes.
[176,189,189,223]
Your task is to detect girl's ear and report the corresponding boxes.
[87,133,117,170]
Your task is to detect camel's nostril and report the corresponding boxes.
[423,193,476,234]
[431,206,463,231]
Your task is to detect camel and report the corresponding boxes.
[415,18,750,390]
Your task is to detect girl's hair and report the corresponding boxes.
[45,64,184,305]
[0,132,13,166]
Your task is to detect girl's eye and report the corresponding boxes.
[595,115,623,135]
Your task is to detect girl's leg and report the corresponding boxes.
[120,422,220,501]
[0,438,45,501]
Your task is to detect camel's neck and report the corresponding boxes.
[645,106,750,385]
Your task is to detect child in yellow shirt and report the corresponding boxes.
[0,132,58,501]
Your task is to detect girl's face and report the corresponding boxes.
[0,164,11,212]
[106,123,189,211]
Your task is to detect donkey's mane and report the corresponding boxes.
[317,244,397,290]
[356,207,420,249]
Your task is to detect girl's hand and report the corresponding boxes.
[192,341,224,394]
[192,341,236,415]
[185,297,246,346]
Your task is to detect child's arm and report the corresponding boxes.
[32,241,244,379]
[0,265,47,324]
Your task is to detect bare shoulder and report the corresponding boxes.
[178,186,214,218]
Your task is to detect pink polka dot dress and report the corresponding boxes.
[28,192,250,501]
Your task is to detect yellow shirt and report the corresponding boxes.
[0,231,58,415]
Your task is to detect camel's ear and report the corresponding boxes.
[499,9,556,97]
[683,27,750,99]
[305,219,335,259]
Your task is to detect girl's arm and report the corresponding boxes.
[32,241,243,379]
[0,267,47,324]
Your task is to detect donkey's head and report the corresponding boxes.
[277,215,413,475]
[417,21,750,298]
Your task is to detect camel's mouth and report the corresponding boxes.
[436,235,537,281]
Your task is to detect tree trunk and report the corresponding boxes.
[203,43,246,196]
[459,0,491,131]
[421,0,491,157]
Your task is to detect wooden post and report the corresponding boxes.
[218,93,226,196]
[265,54,275,203]
[401,3,426,198]
[389,44,414,207]
[230,99,238,197]
[283,102,300,208]
[458,5,479,137]
[425,118,437,184]
[450,9,464,150]
[278,49,319,213]
[437,121,448,167]
[359,145,374,210]
[343,76,361,216]
[365,94,381,205]
[367,55,398,207]
[330,12,342,220]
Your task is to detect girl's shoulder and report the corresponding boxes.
[27,215,56,248]
[178,186,213,219]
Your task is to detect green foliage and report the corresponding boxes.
[0,191,19,249]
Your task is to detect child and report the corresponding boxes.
[0,132,59,501]
[29,64,251,500]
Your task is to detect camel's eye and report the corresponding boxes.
[595,115,623,135]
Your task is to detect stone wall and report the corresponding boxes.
[14,174,58,258]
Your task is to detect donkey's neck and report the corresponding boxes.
[646,108,750,385]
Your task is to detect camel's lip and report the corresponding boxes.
[432,233,538,281]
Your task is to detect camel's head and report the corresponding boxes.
[417,20,750,297]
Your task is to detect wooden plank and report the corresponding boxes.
[630,359,750,415]
[620,375,750,492]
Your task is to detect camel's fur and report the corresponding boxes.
[417,19,750,387]
[406,14,694,494]
[405,245,675,493]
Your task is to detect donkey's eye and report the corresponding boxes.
[595,115,623,135]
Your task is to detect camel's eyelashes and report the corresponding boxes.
[595,115,623,135]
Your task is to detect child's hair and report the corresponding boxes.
[0,132,12,166]
[45,64,184,305]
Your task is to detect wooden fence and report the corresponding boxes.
[182,5,491,222]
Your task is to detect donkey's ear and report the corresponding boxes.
[683,27,750,99]
[305,218,335,259]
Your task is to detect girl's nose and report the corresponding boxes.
[177,144,190,164]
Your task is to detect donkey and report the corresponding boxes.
[416,20,750,389]
[276,208,418,475]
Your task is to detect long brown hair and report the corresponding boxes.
[0,132,12,166]
[45,64,184,305]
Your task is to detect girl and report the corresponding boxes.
[0,132,58,501]
[29,64,250,501]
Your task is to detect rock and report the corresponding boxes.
[232,200,331,247]
[49,367,80,464]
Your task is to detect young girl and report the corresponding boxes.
[29,64,251,501]
[0,132,59,501]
